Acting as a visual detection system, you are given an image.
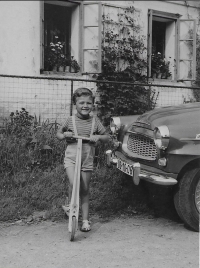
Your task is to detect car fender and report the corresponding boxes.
[169,140,200,156]
[116,115,141,128]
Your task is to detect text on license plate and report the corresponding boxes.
[117,159,134,176]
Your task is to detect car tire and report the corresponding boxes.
[174,168,200,232]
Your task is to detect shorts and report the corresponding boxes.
[64,143,95,172]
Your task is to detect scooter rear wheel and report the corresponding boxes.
[69,216,76,241]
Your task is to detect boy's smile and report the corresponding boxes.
[76,96,93,119]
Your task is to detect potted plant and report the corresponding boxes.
[44,46,57,71]
[44,37,80,74]
[160,58,172,79]
[44,36,66,72]
[70,56,80,73]
[57,54,66,72]
[64,55,71,72]
[151,53,172,79]
[151,52,163,78]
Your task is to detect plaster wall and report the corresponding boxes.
[0,1,41,76]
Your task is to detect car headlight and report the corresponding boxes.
[110,117,121,135]
[153,125,170,150]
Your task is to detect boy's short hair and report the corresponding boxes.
[73,87,94,104]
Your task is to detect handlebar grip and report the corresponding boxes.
[73,135,90,141]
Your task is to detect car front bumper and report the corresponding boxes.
[106,150,178,186]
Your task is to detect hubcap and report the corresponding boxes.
[195,179,200,213]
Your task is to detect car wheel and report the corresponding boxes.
[174,168,200,232]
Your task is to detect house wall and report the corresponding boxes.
[0,1,41,76]
[0,1,199,124]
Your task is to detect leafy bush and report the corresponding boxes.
[0,108,65,177]
[96,82,158,125]
[0,108,67,220]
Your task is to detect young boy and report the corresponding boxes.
[56,88,110,232]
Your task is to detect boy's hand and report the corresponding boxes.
[63,132,73,139]
[90,135,101,143]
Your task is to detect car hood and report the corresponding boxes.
[133,102,200,139]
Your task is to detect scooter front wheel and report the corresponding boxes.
[69,216,76,241]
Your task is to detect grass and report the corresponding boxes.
[0,163,150,222]
[0,164,67,221]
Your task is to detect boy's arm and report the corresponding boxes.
[56,117,74,141]
[56,128,74,141]
[92,117,111,143]
[99,134,111,143]
[90,133,111,143]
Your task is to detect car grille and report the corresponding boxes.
[127,134,157,160]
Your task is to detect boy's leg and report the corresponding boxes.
[62,166,75,215]
[65,166,75,202]
[80,171,92,221]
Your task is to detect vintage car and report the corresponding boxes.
[106,102,200,232]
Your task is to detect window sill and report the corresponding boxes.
[40,70,81,77]
[148,78,174,82]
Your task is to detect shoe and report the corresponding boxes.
[81,220,91,232]
[62,205,70,216]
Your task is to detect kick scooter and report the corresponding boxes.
[68,135,90,241]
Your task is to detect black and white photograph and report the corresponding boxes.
[0,1,199,267]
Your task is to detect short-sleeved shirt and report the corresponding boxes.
[61,114,106,137]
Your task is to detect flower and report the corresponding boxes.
[44,36,80,72]
[44,36,67,70]
[151,52,172,78]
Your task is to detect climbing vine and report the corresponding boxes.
[96,6,158,125]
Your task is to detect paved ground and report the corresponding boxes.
[0,214,199,268]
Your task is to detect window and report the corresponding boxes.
[152,20,166,56]
[40,1,102,74]
[41,1,81,73]
[44,3,71,58]
[148,10,196,81]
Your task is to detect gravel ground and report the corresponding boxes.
[0,213,199,268]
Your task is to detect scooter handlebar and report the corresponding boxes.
[73,135,91,141]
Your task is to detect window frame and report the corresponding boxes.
[177,19,197,81]
[40,0,82,73]
[148,9,181,81]
[81,1,102,74]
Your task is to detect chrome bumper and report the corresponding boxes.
[106,150,177,186]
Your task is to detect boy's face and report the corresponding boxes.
[75,95,93,118]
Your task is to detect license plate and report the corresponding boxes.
[117,158,134,176]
